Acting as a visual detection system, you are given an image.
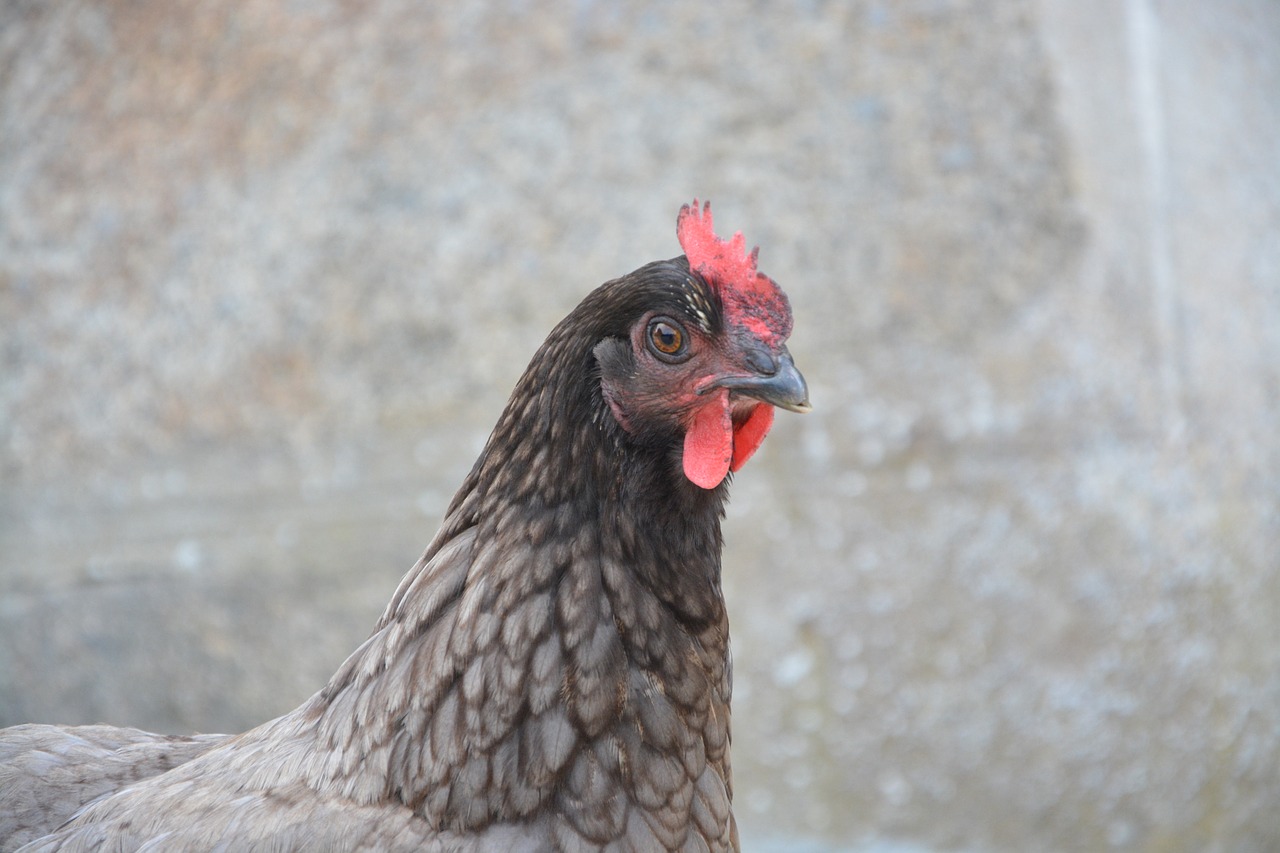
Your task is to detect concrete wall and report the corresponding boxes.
[2,1,1277,850]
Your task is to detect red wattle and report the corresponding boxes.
[683,390,733,490]
[730,404,774,471]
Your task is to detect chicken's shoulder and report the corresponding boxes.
[0,723,227,851]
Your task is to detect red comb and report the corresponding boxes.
[676,200,792,347]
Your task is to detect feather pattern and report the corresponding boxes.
[1,206,803,852]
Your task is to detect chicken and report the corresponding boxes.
[0,726,228,848]
[0,201,809,852]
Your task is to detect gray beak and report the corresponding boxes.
[709,349,812,413]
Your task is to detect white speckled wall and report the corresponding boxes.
[2,1,1277,850]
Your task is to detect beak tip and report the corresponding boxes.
[776,393,811,414]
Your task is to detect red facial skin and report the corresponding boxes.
[601,312,778,490]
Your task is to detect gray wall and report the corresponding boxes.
[2,1,1277,850]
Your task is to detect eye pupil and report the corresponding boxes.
[649,320,685,356]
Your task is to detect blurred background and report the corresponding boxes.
[2,1,1277,850]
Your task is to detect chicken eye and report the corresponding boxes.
[647,319,687,360]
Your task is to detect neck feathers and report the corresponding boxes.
[298,281,737,848]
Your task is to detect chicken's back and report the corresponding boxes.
[0,724,227,851]
[7,719,548,853]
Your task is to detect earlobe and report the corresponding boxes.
[594,337,636,432]
[593,336,635,382]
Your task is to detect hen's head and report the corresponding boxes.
[592,200,809,490]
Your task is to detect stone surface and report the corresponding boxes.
[2,1,1277,850]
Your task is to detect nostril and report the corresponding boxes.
[745,347,777,376]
